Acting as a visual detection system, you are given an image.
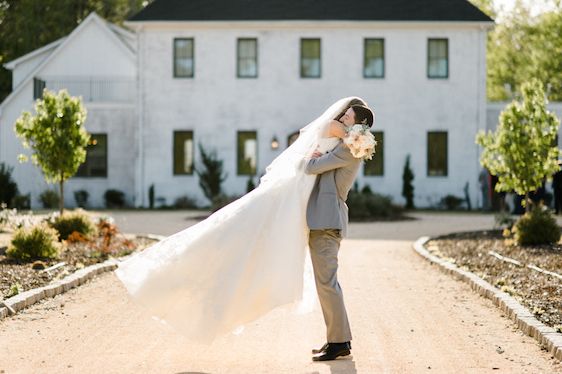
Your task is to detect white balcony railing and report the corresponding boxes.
[34,76,136,103]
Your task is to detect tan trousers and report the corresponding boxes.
[309,229,352,343]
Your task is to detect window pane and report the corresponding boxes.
[364,39,384,78]
[364,131,383,176]
[237,131,257,175]
[33,78,45,100]
[427,131,448,176]
[174,38,194,77]
[428,39,448,78]
[301,39,321,78]
[287,131,300,147]
[237,39,258,77]
[174,131,194,175]
[76,134,107,178]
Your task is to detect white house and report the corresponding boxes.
[1,0,500,209]
[126,0,493,208]
[0,12,137,208]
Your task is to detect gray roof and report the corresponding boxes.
[129,0,494,22]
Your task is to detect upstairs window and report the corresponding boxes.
[364,39,384,78]
[427,38,448,79]
[174,38,194,78]
[33,78,45,100]
[300,38,321,78]
[237,38,258,78]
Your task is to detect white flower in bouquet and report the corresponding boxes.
[343,124,377,160]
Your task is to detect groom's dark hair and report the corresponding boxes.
[335,98,367,122]
[351,105,374,127]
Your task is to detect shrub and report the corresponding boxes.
[347,190,404,221]
[13,194,30,210]
[74,190,89,208]
[39,189,60,209]
[195,143,228,203]
[439,195,464,210]
[402,154,415,209]
[104,189,126,208]
[361,185,373,195]
[247,176,256,193]
[48,209,96,241]
[211,194,240,212]
[174,195,199,209]
[6,223,61,261]
[0,163,19,207]
[148,184,155,209]
[511,203,561,245]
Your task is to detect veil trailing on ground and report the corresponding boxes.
[115,97,358,343]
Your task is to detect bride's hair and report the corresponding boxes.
[334,97,368,122]
[351,104,375,127]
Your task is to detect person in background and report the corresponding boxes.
[552,161,562,214]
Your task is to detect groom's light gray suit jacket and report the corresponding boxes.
[305,142,361,237]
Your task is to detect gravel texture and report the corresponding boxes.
[0,234,157,301]
[426,230,562,333]
[1,239,561,373]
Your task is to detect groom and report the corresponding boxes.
[304,103,374,361]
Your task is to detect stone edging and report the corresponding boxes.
[413,236,562,362]
[0,259,119,320]
[0,233,165,321]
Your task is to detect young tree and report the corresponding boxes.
[195,143,228,204]
[402,154,415,209]
[476,79,561,211]
[487,4,562,101]
[15,89,90,214]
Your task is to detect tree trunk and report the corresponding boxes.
[59,174,64,215]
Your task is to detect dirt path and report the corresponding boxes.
[1,239,560,373]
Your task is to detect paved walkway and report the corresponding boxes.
[1,212,561,373]
[103,209,499,239]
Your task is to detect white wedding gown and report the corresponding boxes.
[114,98,354,343]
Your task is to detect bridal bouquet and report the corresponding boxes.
[344,124,377,160]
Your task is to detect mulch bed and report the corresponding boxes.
[426,230,562,332]
[0,233,157,301]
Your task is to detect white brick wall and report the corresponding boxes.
[134,21,489,208]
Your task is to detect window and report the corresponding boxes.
[237,38,258,78]
[364,39,384,78]
[427,131,448,176]
[287,131,300,147]
[174,38,194,78]
[237,131,257,175]
[427,39,448,78]
[76,134,107,177]
[364,131,384,176]
[33,78,45,100]
[173,131,194,175]
[300,38,321,78]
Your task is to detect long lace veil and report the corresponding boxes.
[114,96,359,343]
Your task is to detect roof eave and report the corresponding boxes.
[123,19,495,29]
[3,36,67,70]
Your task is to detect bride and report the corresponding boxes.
[115,96,368,343]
